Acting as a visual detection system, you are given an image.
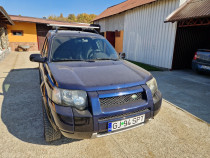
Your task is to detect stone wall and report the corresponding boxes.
[0,27,9,50]
[9,42,38,51]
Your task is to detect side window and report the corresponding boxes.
[41,38,48,57]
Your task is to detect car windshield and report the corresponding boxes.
[51,36,119,62]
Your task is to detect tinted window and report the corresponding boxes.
[51,36,118,61]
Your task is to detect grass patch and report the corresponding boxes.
[127,60,161,71]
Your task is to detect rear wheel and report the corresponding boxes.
[192,63,200,74]
[39,69,41,84]
[42,101,61,142]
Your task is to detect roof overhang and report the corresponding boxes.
[94,0,156,21]
[0,6,14,25]
[9,15,94,28]
[165,0,210,23]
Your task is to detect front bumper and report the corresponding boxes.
[47,88,162,139]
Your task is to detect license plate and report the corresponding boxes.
[108,114,145,132]
[201,65,210,70]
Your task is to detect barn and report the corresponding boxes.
[93,0,210,70]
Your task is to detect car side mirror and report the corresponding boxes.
[120,53,126,59]
[30,54,46,63]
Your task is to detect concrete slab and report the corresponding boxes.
[0,52,209,158]
[152,70,210,123]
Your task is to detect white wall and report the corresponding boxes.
[123,0,179,69]
[95,19,106,32]
[179,0,188,5]
[95,13,125,32]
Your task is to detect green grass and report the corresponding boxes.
[127,60,161,71]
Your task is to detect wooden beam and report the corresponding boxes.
[178,18,210,27]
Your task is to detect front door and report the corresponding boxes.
[106,31,115,48]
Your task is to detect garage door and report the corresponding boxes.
[172,25,210,69]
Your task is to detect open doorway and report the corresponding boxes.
[172,25,210,69]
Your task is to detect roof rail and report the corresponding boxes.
[47,24,100,29]
[47,24,100,34]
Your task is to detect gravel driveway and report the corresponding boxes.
[0,52,209,158]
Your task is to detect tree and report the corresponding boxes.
[68,14,77,22]
[48,13,97,24]
[60,13,64,18]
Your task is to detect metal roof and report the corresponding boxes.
[9,15,91,27]
[94,0,156,21]
[0,6,14,25]
[165,0,210,22]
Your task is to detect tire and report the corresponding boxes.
[39,69,41,85]
[42,102,61,142]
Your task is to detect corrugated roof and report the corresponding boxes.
[9,15,90,27]
[165,0,210,22]
[0,6,14,25]
[94,0,156,21]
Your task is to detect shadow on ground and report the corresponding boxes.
[1,68,79,145]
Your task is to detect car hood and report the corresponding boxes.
[48,60,153,91]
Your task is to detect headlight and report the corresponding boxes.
[146,77,158,96]
[52,87,87,110]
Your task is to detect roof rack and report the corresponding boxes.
[47,24,100,34]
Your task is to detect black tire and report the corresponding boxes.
[42,102,61,142]
[39,69,41,85]
[192,66,202,75]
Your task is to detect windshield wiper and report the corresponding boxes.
[53,59,84,62]
[52,58,119,62]
[52,59,96,62]
[95,58,119,61]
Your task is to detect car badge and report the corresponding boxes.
[131,94,138,100]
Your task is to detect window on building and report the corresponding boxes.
[11,30,23,36]
[115,30,120,37]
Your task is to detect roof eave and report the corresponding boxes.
[165,0,190,23]
[0,6,14,25]
[165,15,210,23]
[94,0,156,22]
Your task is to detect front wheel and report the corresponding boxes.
[42,101,61,142]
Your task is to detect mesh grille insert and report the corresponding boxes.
[98,107,149,122]
[99,92,143,109]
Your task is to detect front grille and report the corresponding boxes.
[98,107,150,121]
[99,92,143,109]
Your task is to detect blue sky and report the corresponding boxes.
[1,0,124,18]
